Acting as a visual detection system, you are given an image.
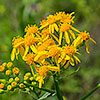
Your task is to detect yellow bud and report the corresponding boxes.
[19,83,25,88]
[0,83,4,89]
[9,78,13,83]
[24,76,28,81]
[7,62,13,68]
[24,81,27,84]
[0,89,4,93]
[29,77,34,81]
[25,88,30,92]
[30,86,34,90]
[11,81,17,87]
[12,67,19,74]
[25,72,31,77]
[0,65,5,72]
[15,77,20,82]
[0,79,6,83]
[31,82,36,85]
[2,62,7,67]
[6,70,11,76]
[7,85,12,91]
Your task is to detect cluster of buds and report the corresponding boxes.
[0,62,20,93]
[23,72,37,91]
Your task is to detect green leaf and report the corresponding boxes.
[38,92,55,100]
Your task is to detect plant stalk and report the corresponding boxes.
[53,75,63,100]
[80,84,100,100]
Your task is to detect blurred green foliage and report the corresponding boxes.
[0,0,100,100]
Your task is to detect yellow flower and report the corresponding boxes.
[23,33,40,58]
[25,24,39,35]
[0,83,4,89]
[40,14,59,33]
[11,36,24,61]
[6,70,11,76]
[59,23,80,45]
[12,67,19,74]
[73,31,96,53]
[47,45,65,67]
[36,65,60,88]
[0,65,5,72]
[24,53,37,76]
[63,45,80,68]
[59,12,75,24]
[7,85,12,91]
[33,39,56,63]
[11,81,17,87]
[7,62,13,68]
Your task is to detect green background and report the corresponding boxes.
[0,0,100,100]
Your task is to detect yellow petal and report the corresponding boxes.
[73,55,81,63]
[16,49,19,60]
[30,65,34,76]
[34,51,47,61]
[11,48,16,61]
[23,46,29,59]
[73,36,81,46]
[65,55,70,60]
[14,41,24,48]
[86,40,90,53]
[70,58,75,66]
[19,46,25,57]
[64,31,70,44]
[64,61,69,69]
[50,33,59,43]
[69,30,75,39]
[49,25,52,33]
[89,37,96,44]
[71,26,80,33]
[47,66,60,71]
[43,35,49,42]
[53,23,59,32]
[59,32,63,45]
[52,24,54,33]
[30,45,38,53]
[39,23,49,30]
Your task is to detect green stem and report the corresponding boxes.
[25,83,55,94]
[53,75,63,100]
[80,84,100,100]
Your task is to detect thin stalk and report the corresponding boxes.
[25,83,55,94]
[80,84,100,100]
[53,75,63,100]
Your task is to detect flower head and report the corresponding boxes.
[7,85,12,91]
[7,62,13,68]
[25,24,39,35]
[0,83,4,89]
[6,70,11,76]
[11,81,17,87]
[12,67,19,74]
[0,65,5,72]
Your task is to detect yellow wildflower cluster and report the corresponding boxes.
[11,11,96,88]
